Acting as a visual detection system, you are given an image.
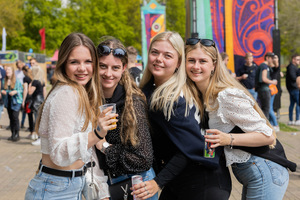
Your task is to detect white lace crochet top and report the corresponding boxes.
[208,88,273,166]
[39,85,109,198]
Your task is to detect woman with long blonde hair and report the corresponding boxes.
[133,32,231,200]
[185,38,295,200]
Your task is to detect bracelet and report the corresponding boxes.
[94,129,104,140]
[229,134,234,149]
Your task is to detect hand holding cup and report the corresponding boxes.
[97,103,118,132]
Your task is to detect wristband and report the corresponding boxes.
[229,134,234,149]
[94,129,104,140]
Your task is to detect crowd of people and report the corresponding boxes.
[0,58,46,144]
[0,31,298,200]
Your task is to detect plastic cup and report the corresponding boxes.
[99,103,116,130]
[204,131,215,158]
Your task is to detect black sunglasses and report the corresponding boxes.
[186,38,215,47]
[98,45,127,58]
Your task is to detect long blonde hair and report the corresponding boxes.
[140,31,194,120]
[4,66,16,89]
[31,66,45,85]
[35,33,102,132]
[97,37,146,146]
[185,42,276,146]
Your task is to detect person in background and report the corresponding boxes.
[185,38,291,200]
[15,60,27,130]
[255,52,277,118]
[221,52,236,78]
[29,58,37,68]
[133,32,231,200]
[126,46,142,86]
[28,66,47,145]
[22,66,34,139]
[236,52,258,100]
[285,54,300,125]
[96,37,156,200]
[0,60,5,130]
[1,66,23,141]
[25,33,110,200]
[269,55,280,132]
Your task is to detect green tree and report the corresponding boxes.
[278,0,300,57]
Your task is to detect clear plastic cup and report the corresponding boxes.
[99,103,117,130]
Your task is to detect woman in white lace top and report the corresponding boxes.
[185,38,290,200]
[25,33,113,200]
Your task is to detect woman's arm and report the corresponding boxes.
[206,88,275,148]
[22,82,28,108]
[28,82,36,95]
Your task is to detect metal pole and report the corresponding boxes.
[191,0,198,38]
[274,0,278,30]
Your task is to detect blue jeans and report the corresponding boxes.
[25,164,86,200]
[0,103,4,119]
[247,88,257,101]
[109,168,158,200]
[288,89,300,121]
[269,94,278,126]
[232,155,289,200]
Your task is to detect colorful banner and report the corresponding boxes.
[39,28,46,50]
[141,0,166,66]
[209,0,274,72]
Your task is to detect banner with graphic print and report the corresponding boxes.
[141,0,166,66]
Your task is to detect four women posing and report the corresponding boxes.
[25,31,294,200]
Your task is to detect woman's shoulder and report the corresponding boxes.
[217,87,255,107]
[49,85,79,100]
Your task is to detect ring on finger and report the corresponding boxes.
[144,186,147,191]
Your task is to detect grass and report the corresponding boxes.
[279,122,299,132]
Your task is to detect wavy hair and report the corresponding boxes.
[31,66,45,85]
[22,65,33,80]
[185,42,276,146]
[36,32,102,132]
[4,66,16,89]
[97,37,146,146]
[140,31,194,120]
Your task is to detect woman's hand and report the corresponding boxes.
[131,180,159,199]
[205,129,231,148]
[96,106,118,137]
[1,90,6,95]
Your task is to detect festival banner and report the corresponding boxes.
[141,0,166,66]
[39,28,46,50]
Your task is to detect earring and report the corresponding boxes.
[175,68,178,73]
[210,70,214,76]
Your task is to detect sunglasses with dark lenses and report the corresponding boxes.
[98,45,126,58]
[186,38,215,47]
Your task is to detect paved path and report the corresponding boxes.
[0,87,299,200]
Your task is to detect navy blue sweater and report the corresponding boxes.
[143,81,222,188]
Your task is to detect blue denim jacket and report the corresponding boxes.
[2,79,23,111]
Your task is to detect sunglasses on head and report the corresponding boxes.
[186,38,215,47]
[98,45,126,58]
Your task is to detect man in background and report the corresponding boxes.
[126,46,142,86]
[286,54,300,125]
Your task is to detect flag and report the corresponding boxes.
[39,28,46,50]
[2,27,7,52]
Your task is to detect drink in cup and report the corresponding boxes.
[99,103,116,130]
[204,131,215,158]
